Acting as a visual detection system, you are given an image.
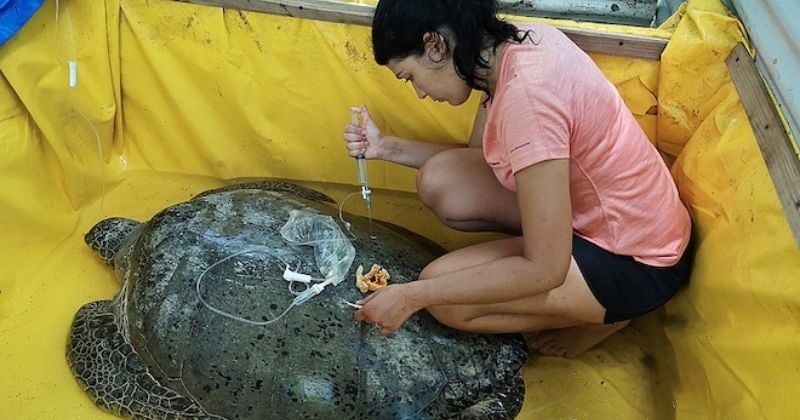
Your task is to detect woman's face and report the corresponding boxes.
[385,34,472,106]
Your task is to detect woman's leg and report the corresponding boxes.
[420,236,605,328]
[417,148,520,233]
[419,236,629,357]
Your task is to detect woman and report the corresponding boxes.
[343,0,692,357]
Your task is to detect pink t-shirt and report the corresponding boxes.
[483,23,690,266]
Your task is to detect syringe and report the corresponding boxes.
[356,157,372,208]
[351,110,372,211]
[351,109,375,238]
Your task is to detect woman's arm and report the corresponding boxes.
[355,159,574,329]
[376,135,460,168]
[343,105,486,169]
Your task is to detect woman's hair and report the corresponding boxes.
[372,0,527,98]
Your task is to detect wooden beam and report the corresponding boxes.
[178,0,374,25]
[727,43,800,248]
[556,26,665,60]
[176,0,667,60]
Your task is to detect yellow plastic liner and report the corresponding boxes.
[0,0,798,418]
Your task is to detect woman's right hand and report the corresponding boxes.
[343,106,384,160]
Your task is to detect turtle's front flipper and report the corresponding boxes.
[84,218,141,267]
[67,301,220,419]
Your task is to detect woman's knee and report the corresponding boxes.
[416,150,461,217]
[419,257,448,280]
[417,148,511,227]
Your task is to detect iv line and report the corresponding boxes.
[195,247,340,327]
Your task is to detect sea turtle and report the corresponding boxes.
[68,180,528,419]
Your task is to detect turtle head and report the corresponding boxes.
[85,217,142,267]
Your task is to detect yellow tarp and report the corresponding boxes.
[0,0,798,418]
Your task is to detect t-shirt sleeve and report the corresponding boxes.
[499,82,571,174]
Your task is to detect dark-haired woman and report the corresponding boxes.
[344,0,692,357]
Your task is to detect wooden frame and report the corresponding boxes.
[177,0,668,60]
[727,43,800,247]
[180,0,374,26]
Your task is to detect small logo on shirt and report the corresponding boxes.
[509,142,531,154]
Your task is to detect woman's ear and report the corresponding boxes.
[422,31,448,63]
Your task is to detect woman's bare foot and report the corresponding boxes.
[526,320,630,358]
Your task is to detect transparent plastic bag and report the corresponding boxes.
[279,209,355,286]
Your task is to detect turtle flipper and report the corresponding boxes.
[85,218,141,267]
[457,375,526,419]
[424,331,527,419]
[457,335,527,419]
[67,301,221,420]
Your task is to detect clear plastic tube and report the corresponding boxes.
[194,210,356,326]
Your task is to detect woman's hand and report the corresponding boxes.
[343,106,384,160]
[353,284,423,336]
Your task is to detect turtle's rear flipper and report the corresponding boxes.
[67,301,219,419]
[458,381,525,419]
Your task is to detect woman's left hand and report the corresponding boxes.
[354,284,422,336]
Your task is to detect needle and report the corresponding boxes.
[342,299,363,309]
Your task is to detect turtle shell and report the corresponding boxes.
[77,182,528,419]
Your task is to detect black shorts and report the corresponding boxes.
[573,234,694,324]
